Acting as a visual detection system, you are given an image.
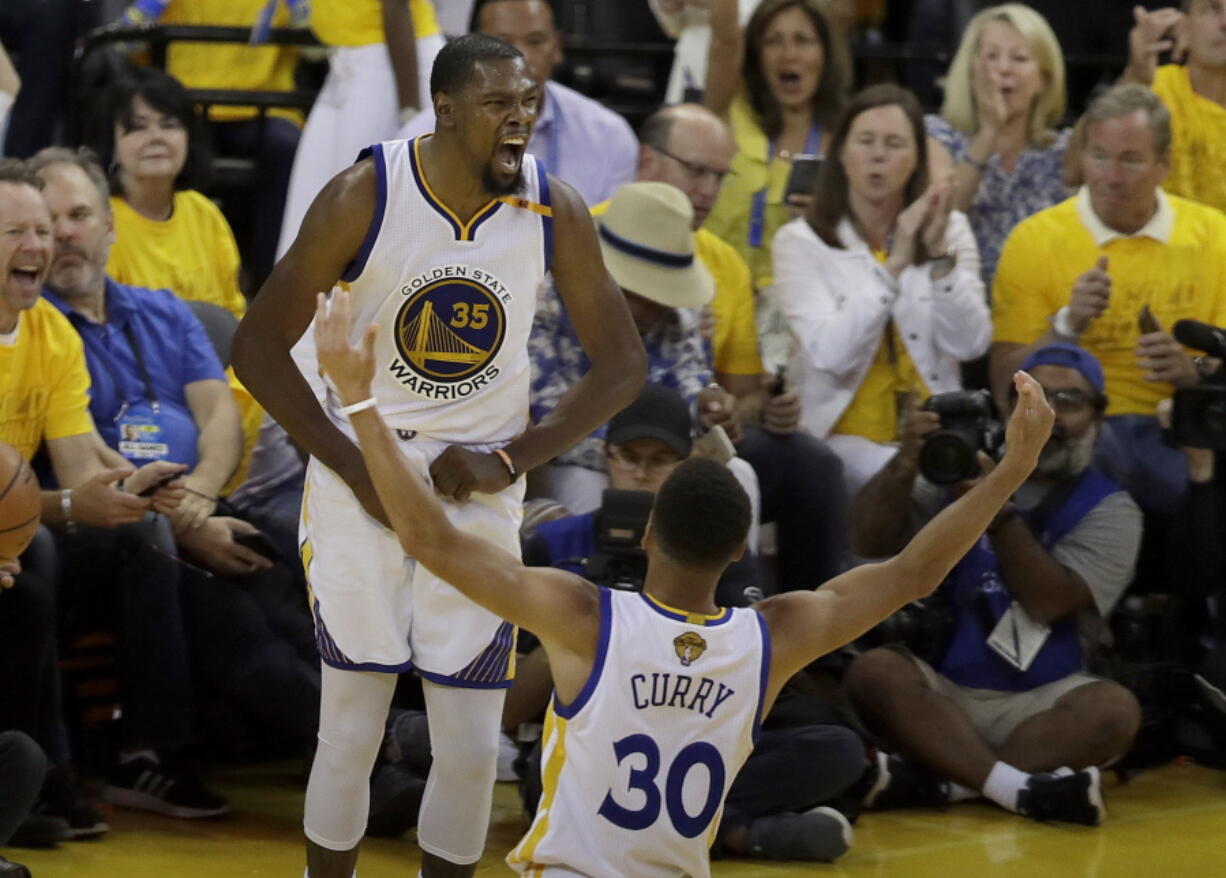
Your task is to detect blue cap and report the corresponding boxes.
[1020,343,1105,393]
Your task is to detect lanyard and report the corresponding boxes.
[748,123,821,249]
[94,322,160,420]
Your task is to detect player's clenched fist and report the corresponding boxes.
[1067,255,1111,335]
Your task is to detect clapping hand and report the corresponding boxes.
[887,178,954,276]
[1136,313,1198,388]
[1127,5,1187,84]
[1066,256,1112,336]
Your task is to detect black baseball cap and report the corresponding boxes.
[607,384,693,457]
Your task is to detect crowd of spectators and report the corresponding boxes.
[3,0,1226,873]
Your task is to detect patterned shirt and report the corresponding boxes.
[529,282,711,471]
[925,115,1071,289]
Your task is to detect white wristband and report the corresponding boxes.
[341,397,378,416]
[1052,306,1079,339]
[61,488,74,525]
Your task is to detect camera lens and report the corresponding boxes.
[919,432,976,485]
[1202,397,1226,435]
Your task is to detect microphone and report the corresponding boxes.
[1173,319,1226,360]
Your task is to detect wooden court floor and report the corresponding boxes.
[9,761,1226,877]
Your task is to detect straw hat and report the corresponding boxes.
[596,182,714,309]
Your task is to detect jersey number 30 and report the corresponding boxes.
[598,734,725,838]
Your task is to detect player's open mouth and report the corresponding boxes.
[495,136,527,173]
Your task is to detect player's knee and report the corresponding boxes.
[317,711,386,766]
[430,730,500,785]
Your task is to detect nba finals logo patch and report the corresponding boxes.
[388,266,511,400]
[674,632,707,667]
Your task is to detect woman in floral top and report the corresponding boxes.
[926,3,1070,289]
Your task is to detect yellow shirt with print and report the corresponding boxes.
[993,192,1226,416]
[704,95,801,292]
[311,0,440,47]
[591,199,764,377]
[832,250,930,442]
[161,0,302,125]
[1152,65,1226,215]
[106,192,263,488]
[0,300,95,461]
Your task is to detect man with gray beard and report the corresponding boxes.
[842,343,1143,826]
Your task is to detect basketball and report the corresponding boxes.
[0,441,40,563]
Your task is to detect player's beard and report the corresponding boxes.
[483,161,527,198]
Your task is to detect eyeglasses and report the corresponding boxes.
[651,146,735,186]
[606,446,684,473]
[1010,387,1100,413]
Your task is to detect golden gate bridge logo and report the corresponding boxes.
[392,278,505,382]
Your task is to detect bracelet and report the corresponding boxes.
[340,397,377,416]
[60,488,74,526]
[493,447,519,483]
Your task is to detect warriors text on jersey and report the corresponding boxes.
[508,588,771,878]
[329,134,552,444]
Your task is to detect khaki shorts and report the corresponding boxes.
[897,646,1103,750]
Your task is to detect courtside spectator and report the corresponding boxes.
[399,0,638,207]
[990,84,1226,516]
[277,0,444,258]
[1122,2,1226,214]
[632,103,847,588]
[114,0,307,287]
[0,159,227,823]
[771,85,989,493]
[703,0,850,289]
[847,344,1141,827]
[926,4,1070,287]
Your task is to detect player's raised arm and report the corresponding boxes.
[314,290,601,658]
[501,177,648,474]
[758,372,1055,700]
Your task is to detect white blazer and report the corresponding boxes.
[769,212,991,439]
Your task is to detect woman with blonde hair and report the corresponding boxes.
[927,3,1070,286]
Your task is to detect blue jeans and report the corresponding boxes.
[1094,415,1188,516]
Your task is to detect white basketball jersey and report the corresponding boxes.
[329,135,552,444]
[509,589,771,878]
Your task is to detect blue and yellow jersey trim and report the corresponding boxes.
[507,704,570,871]
[639,592,734,627]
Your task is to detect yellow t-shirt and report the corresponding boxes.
[311,0,440,47]
[704,95,802,292]
[1152,65,1226,215]
[107,191,247,320]
[993,192,1226,416]
[0,300,95,461]
[831,249,930,442]
[592,200,764,377]
[162,0,302,125]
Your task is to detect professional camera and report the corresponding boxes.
[583,489,653,592]
[859,592,954,666]
[918,390,1004,485]
[1171,320,1226,450]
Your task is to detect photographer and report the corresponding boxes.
[846,344,1142,825]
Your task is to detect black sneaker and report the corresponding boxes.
[0,855,31,878]
[862,751,950,810]
[366,762,427,838]
[34,765,109,839]
[103,756,231,819]
[1016,766,1105,826]
[7,813,69,848]
[745,806,853,862]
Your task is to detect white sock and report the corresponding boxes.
[982,761,1029,813]
[948,782,979,802]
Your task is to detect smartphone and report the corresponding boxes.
[1139,305,1160,335]
[692,425,737,465]
[769,365,788,397]
[234,530,281,562]
[136,471,181,498]
[784,154,823,203]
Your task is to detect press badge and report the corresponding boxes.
[116,405,170,461]
[986,601,1051,672]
